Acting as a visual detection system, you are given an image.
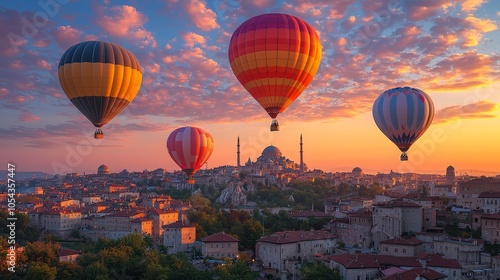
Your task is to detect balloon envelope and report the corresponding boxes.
[372,86,434,160]
[228,13,322,120]
[58,41,142,137]
[166,126,214,183]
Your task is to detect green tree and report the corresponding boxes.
[300,260,340,280]
[25,262,57,280]
[212,259,258,280]
[56,261,84,280]
[24,241,60,267]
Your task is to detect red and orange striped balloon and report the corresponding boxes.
[228,13,322,122]
[166,126,214,184]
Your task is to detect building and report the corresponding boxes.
[456,178,500,210]
[379,237,424,257]
[382,267,446,280]
[481,213,500,243]
[58,248,81,262]
[479,191,500,214]
[163,221,196,254]
[433,238,484,266]
[371,200,423,249]
[256,230,336,274]
[326,253,461,280]
[446,165,455,185]
[148,208,178,238]
[28,208,82,236]
[97,164,110,175]
[201,232,239,259]
[328,210,372,248]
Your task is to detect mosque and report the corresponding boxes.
[236,135,307,175]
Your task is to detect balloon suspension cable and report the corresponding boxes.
[94,128,104,139]
[400,152,408,161]
[270,119,280,132]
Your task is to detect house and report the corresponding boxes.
[58,248,81,262]
[381,267,446,280]
[325,253,461,280]
[379,237,424,257]
[28,208,82,237]
[371,200,423,249]
[481,213,500,243]
[479,191,500,214]
[201,232,239,259]
[432,238,484,266]
[163,221,196,254]
[256,230,336,274]
[147,208,178,238]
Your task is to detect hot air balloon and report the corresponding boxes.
[228,13,322,131]
[58,41,142,138]
[372,86,435,161]
[166,126,214,184]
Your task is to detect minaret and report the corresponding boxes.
[300,134,304,173]
[237,136,241,169]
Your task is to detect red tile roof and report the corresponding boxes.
[326,253,421,269]
[478,191,500,198]
[163,221,195,229]
[382,267,445,280]
[380,237,424,246]
[481,213,500,220]
[258,230,336,244]
[59,248,81,257]
[202,232,239,243]
[415,253,462,269]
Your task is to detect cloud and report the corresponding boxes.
[182,0,219,31]
[182,32,206,47]
[52,25,83,49]
[19,112,40,122]
[434,101,499,123]
[95,5,157,47]
[461,0,485,12]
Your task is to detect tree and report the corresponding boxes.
[56,261,84,280]
[24,241,60,267]
[212,259,258,280]
[300,260,341,280]
[25,262,57,280]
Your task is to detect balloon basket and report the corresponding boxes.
[94,129,104,139]
[187,179,195,184]
[400,152,408,161]
[270,120,279,131]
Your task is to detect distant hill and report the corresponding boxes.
[0,170,52,180]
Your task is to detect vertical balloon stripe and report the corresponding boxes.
[406,92,415,129]
[373,87,434,155]
[389,94,399,129]
[167,127,214,178]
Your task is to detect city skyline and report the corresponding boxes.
[1,0,500,175]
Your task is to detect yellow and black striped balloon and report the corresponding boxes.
[58,41,142,134]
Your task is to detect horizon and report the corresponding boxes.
[1,1,500,177]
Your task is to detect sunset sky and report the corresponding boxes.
[1,0,499,176]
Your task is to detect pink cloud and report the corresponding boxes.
[434,101,498,123]
[461,0,485,12]
[36,59,51,70]
[19,112,40,122]
[182,32,206,47]
[182,0,219,31]
[53,25,83,49]
[95,5,157,47]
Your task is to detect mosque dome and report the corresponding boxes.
[262,145,282,158]
[446,165,455,172]
[98,164,110,175]
[352,167,363,177]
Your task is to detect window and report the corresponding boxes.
[403,249,407,253]
[395,248,398,252]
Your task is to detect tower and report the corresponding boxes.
[237,136,241,169]
[300,134,304,173]
[446,165,455,185]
